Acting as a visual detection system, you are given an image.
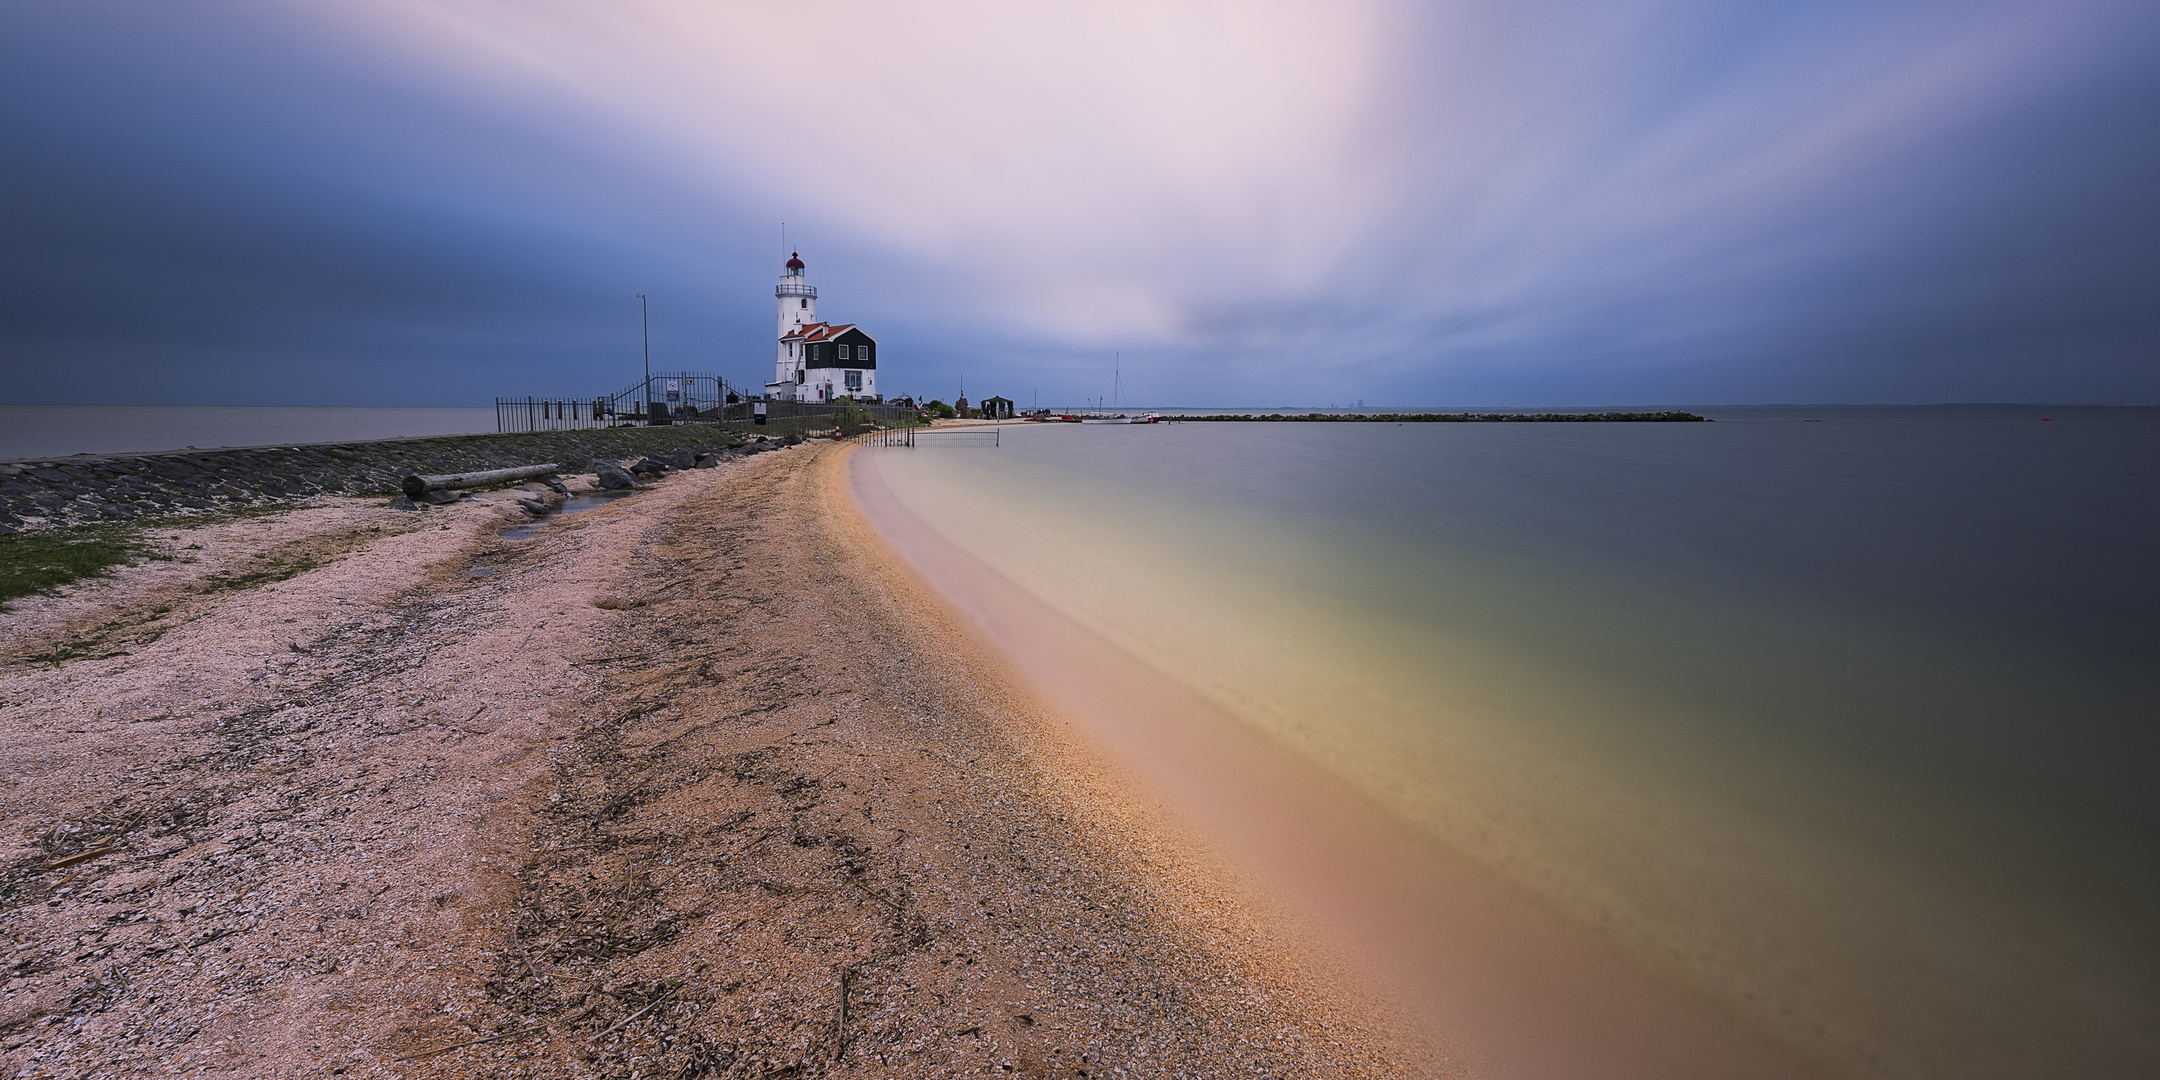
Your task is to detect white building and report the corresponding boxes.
[765,252,879,402]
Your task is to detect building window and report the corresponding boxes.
[859,345,870,362]
[786,343,793,356]
[838,344,850,360]
[800,298,808,308]
[845,370,863,391]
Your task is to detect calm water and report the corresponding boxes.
[0,405,499,459]
[871,407,2159,1078]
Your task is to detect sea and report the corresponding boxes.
[0,404,499,460]
[863,406,2159,1079]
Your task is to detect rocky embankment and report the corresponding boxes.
[0,427,781,533]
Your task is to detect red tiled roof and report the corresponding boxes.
[781,322,858,343]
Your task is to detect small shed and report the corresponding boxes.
[980,396,1015,419]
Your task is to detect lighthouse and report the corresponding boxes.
[771,253,816,394]
[765,252,880,403]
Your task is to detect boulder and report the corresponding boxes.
[595,463,638,490]
[391,495,421,512]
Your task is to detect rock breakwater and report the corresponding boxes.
[1181,410,1709,422]
[0,426,750,532]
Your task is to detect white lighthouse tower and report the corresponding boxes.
[769,253,816,399]
[763,250,879,403]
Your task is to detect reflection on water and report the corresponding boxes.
[500,488,639,540]
[868,407,2159,1079]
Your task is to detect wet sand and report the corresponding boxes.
[849,444,1828,1080]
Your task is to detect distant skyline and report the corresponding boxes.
[3,1,2156,407]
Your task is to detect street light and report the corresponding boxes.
[637,293,650,422]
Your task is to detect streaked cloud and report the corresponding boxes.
[2,0,2154,405]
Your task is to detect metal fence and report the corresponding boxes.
[855,425,1002,447]
[493,396,618,432]
[495,372,737,433]
[496,376,922,439]
[751,400,915,437]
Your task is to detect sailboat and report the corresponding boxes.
[1079,352,1161,423]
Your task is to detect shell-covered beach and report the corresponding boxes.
[0,441,1414,1078]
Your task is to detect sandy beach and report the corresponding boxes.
[0,441,1416,1078]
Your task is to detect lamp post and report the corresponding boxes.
[636,293,651,422]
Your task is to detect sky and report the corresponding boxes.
[2,0,2156,408]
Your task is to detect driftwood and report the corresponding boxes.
[394,1024,549,1062]
[592,983,683,1041]
[40,846,120,871]
[401,463,562,497]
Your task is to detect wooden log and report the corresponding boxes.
[401,463,562,497]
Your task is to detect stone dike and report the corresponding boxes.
[0,425,754,533]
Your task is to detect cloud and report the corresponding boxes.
[1,0,2154,405]
[315,0,1397,332]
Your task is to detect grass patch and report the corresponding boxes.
[0,529,160,611]
[6,522,404,666]
[0,504,308,613]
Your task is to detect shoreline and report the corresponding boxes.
[846,444,1825,1079]
[0,441,1414,1077]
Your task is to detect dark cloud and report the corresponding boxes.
[0,1,770,405]
[2,1,2154,407]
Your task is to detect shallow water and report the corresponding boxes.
[499,489,638,541]
[864,407,2159,1078]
